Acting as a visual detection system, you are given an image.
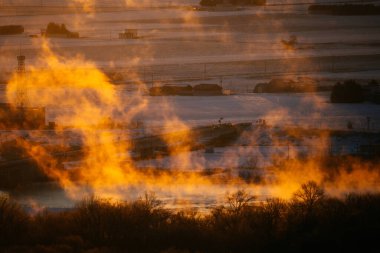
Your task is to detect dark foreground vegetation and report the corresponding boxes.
[308,4,380,15]
[1,182,380,253]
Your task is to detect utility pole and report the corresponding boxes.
[16,54,27,107]
[264,61,267,73]
[143,66,146,83]
[367,116,371,131]
[286,139,290,160]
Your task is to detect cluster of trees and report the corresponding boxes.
[150,85,193,96]
[0,25,24,35]
[1,181,380,253]
[330,79,380,104]
[200,0,266,7]
[308,4,380,16]
[46,23,71,35]
[330,80,364,103]
[254,78,329,93]
[149,84,223,96]
[44,22,79,38]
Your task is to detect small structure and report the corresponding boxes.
[281,35,298,50]
[119,29,138,39]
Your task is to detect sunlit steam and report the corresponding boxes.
[5,40,251,206]
[3,5,380,210]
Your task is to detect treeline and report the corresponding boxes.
[1,182,380,253]
[43,22,79,38]
[253,78,330,93]
[149,84,223,96]
[330,79,380,103]
[309,4,380,15]
[200,0,266,7]
[0,25,24,35]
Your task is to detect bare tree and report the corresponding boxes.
[226,190,256,213]
[293,181,325,213]
[139,192,162,211]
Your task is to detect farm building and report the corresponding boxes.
[119,29,138,39]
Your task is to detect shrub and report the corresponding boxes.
[2,187,380,252]
[0,195,30,246]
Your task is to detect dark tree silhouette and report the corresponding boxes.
[293,181,324,207]
[226,190,256,213]
[1,187,380,253]
[0,195,30,246]
[0,25,24,35]
[330,80,364,103]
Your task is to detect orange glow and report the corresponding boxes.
[5,40,380,208]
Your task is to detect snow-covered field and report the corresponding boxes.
[132,93,380,129]
[1,2,380,210]
[1,91,378,131]
[1,3,380,81]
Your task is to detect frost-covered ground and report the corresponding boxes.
[116,92,380,131]
[1,3,380,209]
[1,3,380,81]
[1,2,379,128]
[0,92,376,130]
[2,91,380,146]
